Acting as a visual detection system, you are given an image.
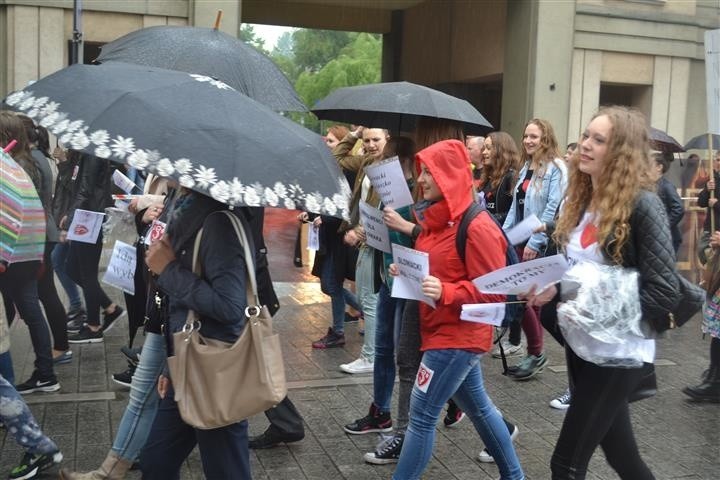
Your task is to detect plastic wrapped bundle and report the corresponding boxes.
[558,261,645,367]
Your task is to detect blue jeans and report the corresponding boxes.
[51,242,83,310]
[374,283,405,412]
[112,333,165,461]
[320,250,360,335]
[0,374,58,454]
[356,245,378,360]
[393,349,524,480]
[0,351,14,386]
[140,385,250,480]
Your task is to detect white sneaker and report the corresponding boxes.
[340,356,374,374]
[478,424,519,463]
[549,389,571,410]
[491,339,524,358]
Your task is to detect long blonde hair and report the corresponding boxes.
[553,106,655,264]
[521,118,562,188]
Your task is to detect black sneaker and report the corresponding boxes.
[68,325,104,344]
[509,353,548,381]
[248,427,304,449]
[121,346,141,367]
[364,433,404,465]
[443,400,465,427]
[16,372,60,395]
[101,306,125,332]
[9,450,63,479]
[344,403,392,435]
[66,306,86,320]
[66,317,85,334]
[112,364,135,388]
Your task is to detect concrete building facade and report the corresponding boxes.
[1,0,718,145]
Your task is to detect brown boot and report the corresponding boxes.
[59,451,133,480]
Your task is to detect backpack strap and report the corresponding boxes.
[455,201,485,264]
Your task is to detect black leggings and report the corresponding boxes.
[38,242,69,351]
[711,336,720,367]
[72,238,112,327]
[551,347,654,480]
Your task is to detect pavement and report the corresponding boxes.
[2,208,719,479]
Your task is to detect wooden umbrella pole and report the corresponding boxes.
[213,10,223,29]
[710,133,715,233]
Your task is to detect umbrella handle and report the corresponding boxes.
[213,10,223,29]
[2,139,17,152]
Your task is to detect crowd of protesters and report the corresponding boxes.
[0,100,715,480]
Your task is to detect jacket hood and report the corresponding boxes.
[415,139,474,222]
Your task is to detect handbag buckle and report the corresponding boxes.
[245,305,261,318]
[181,320,202,336]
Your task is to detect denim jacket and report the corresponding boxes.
[503,159,567,253]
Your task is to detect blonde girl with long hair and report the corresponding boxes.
[524,106,683,479]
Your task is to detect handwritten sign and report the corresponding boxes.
[112,169,138,194]
[67,209,104,244]
[390,244,435,307]
[102,240,136,294]
[359,201,391,253]
[461,303,506,326]
[364,156,414,208]
[505,214,543,246]
[472,254,569,295]
[307,224,320,251]
[144,220,167,246]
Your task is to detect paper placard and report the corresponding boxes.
[66,209,105,244]
[359,201,391,253]
[364,156,414,208]
[102,240,136,295]
[472,254,569,295]
[461,303,506,326]
[390,243,435,307]
[144,220,167,246]
[505,214,543,246]
[112,169,138,194]
[307,224,320,251]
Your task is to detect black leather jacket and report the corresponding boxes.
[67,153,114,223]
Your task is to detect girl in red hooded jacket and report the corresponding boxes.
[390,139,524,480]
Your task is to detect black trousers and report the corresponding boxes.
[38,242,69,351]
[70,236,112,327]
[551,347,654,480]
[264,396,304,436]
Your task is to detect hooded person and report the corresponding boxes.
[390,139,524,480]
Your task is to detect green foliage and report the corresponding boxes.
[291,29,352,72]
[239,24,268,54]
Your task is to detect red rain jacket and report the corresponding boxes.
[414,140,507,353]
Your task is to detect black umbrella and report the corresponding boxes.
[684,133,720,150]
[4,62,350,218]
[649,127,685,153]
[96,25,306,112]
[312,81,493,135]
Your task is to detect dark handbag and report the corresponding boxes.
[651,275,705,332]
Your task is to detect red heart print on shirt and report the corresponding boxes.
[580,223,598,249]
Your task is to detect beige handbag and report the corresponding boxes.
[167,211,287,430]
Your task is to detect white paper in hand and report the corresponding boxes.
[66,209,105,244]
[364,157,414,208]
[461,303,506,326]
[390,244,435,307]
[472,254,569,295]
[112,169,138,194]
[102,240,136,295]
[307,224,320,251]
[505,214,543,246]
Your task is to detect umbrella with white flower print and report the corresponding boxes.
[3,62,350,218]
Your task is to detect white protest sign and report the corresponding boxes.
[67,209,105,244]
[359,201,391,253]
[364,156,414,208]
[505,214,543,246]
[461,303,506,326]
[112,169,138,194]
[144,220,167,246]
[706,29,720,135]
[390,243,435,307]
[102,240,136,295]
[307,224,320,251]
[473,254,569,295]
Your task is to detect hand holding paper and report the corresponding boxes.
[390,244,435,307]
[460,303,506,326]
[505,214,543,246]
[472,254,569,295]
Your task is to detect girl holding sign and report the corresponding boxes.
[390,139,523,480]
[524,106,682,479]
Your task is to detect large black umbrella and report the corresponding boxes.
[684,133,720,150]
[96,25,306,112]
[649,127,685,153]
[4,62,350,218]
[312,81,493,135]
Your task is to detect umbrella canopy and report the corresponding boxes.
[312,81,493,135]
[0,150,46,265]
[4,62,350,218]
[684,133,720,151]
[96,25,306,112]
[649,127,685,153]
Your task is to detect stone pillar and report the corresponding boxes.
[381,10,403,82]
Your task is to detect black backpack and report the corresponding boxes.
[455,201,523,328]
